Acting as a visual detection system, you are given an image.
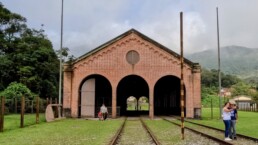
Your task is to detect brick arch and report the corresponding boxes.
[116,74,149,116]
[78,74,112,118]
[153,75,186,115]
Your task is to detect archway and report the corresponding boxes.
[117,75,149,116]
[126,96,137,111]
[78,74,112,118]
[154,75,186,115]
[138,96,149,111]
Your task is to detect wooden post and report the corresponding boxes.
[180,12,185,140]
[0,96,5,132]
[15,98,17,113]
[211,98,213,119]
[50,97,52,104]
[31,100,34,113]
[36,96,39,124]
[20,96,25,128]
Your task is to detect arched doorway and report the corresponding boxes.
[117,75,149,116]
[79,74,112,118]
[154,75,186,115]
[126,96,137,111]
[138,96,149,111]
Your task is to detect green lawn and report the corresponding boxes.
[0,117,123,145]
[127,103,149,111]
[3,113,46,131]
[1,110,257,144]
[191,108,258,138]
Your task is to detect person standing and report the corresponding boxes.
[229,101,238,140]
[100,104,108,121]
[223,102,233,141]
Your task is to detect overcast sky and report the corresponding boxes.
[2,0,258,57]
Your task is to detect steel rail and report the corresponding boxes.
[162,118,234,145]
[140,117,161,145]
[108,117,127,145]
[183,119,258,143]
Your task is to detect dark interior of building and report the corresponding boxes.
[154,75,185,116]
[79,74,185,117]
[117,75,149,116]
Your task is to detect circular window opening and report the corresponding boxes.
[126,50,140,65]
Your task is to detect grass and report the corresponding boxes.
[144,119,218,144]
[0,117,123,145]
[191,108,258,138]
[1,109,258,144]
[3,113,46,131]
[145,120,182,143]
[127,103,149,111]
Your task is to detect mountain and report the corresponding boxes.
[186,45,258,79]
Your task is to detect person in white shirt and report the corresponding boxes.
[223,102,233,141]
[100,104,108,120]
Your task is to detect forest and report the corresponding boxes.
[0,3,59,100]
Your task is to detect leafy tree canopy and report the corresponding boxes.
[0,82,34,99]
[0,3,59,99]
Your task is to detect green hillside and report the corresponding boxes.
[187,45,258,80]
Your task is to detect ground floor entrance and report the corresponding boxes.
[78,74,185,118]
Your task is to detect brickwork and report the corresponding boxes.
[63,29,201,118]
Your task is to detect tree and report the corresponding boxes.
[231,82,252,97]
[0,82,33,100]
[252,92,258,103]
[0,3,59,99]
[201,68,240,97]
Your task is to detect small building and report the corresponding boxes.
[62,29,201,119]
[233,96,257,110]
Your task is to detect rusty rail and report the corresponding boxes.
[140,117,161,145]
[163,118,234,145]
[183,119,258,143]
[108,117,127,145]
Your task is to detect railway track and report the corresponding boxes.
[108,116,258,145]
[108,117,161,145]
[162,117,234,145]
[183,118,258,143]
[163,116,258,145]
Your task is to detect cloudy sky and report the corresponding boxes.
[2,0,258,57]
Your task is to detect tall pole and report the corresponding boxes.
[180,12,185,140]
[216,7,222,119]
[58,0,64,118]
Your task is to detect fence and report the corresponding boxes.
[0,96,58,132]
[237,101,257,112]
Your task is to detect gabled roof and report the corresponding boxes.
[73,28,196,67]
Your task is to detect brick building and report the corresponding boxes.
[63,29,201,119]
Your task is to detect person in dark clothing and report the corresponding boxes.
[229,101,238,140]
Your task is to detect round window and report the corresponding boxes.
[126,50,140,65]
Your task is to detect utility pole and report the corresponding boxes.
[58,0,64,118]
[216,7,222,119]
[180,12,185,140]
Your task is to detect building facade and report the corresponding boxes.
[63,29,201,119]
